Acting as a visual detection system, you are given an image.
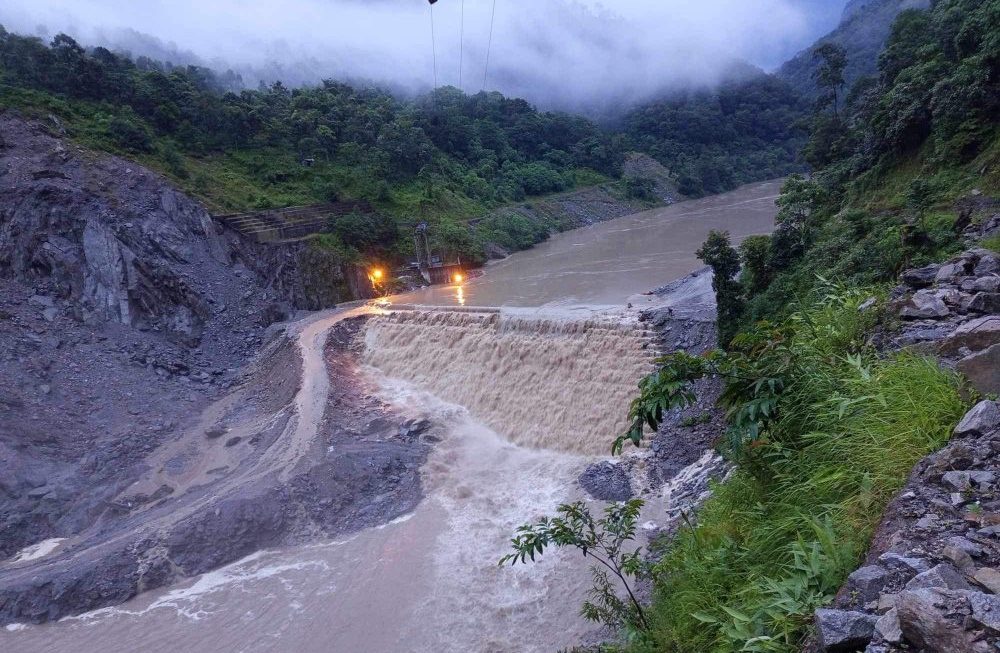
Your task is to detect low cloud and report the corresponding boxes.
[0,0,844,110]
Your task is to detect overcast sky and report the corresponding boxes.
[0,0,847,110]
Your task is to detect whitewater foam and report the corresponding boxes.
[363,310,657,455]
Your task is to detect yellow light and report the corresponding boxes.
[454,273,464,284]
[371,268,384,280]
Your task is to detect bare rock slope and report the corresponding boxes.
[0,115,427,624]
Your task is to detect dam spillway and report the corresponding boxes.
[363,309,657,455]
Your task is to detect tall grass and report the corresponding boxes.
[632,292,966,653]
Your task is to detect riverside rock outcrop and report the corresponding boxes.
[813,237,1000,652]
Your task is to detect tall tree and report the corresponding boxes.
[812,42,848,116]
[696,230,744,346]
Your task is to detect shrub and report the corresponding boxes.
[329,211,399,254]
[620,287,966,652]
[501,500,650,635]
[624,175,656,200]
[105,114,153,153]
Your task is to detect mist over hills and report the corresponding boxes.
[0,0,848,114]
[778,0,932,98]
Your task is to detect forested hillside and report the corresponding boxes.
[0,24,812,268]
[0,26,631,262]
[614,1,1000,650]
[779,0,931,100]
[623,73,808,197]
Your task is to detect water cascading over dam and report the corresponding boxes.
[363,310,658,455]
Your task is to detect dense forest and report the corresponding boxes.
[623,74,808,197]
[0,25,625,263]
[0,23,810,266]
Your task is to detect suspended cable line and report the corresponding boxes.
[429,1,438,89]
[458,0,465,91]
[483,0,497,91]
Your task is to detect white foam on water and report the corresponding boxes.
[367,369,598,652]
[362,310,656,455]
[65,550,332,625]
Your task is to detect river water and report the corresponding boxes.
[396,178,782,308]
[3,180,780,653]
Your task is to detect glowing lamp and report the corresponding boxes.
[371,268,384,280]
[453,273,464,284]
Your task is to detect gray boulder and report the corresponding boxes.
[934,263,963,284]
[846,565,889,605]
[957,344,1000,396]
[901,265,941,289]
[969,292,1000,314]
[954,401,1000,437]
[896,588,980,652]
[879,552,932,577]
[815,608,877,652]
[973,568,1000,595]
[578,461,632,501]
[974,255,999,277]
[972,276,1000,293]
[905,563,972,591]
[940,316,1000,354]
[900,290,950,320]
[874,607,903,644]
[968,590,1000,634]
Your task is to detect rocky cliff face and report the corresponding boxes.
[0,112,396,621]
[0,114,351,345]
[778,0,931,100]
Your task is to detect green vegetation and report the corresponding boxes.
[505,2,996,651]
[0,23,819,269]
[624,288,965,652]
[623,74,808,197]
[0,25,630,265]
[607,2,996,650]
[500,499,649,636]
[720,0,999,337]
[695,231,745,347]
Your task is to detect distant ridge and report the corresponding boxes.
[778,0,931,99]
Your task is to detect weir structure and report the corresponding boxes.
[363,306,659,455]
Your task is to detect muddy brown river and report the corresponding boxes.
[396,178,783,308]
[2,180,780,653]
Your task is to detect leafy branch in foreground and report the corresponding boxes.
[612,342,784,462]
[499,499,649,633]
[613,282,882,478]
